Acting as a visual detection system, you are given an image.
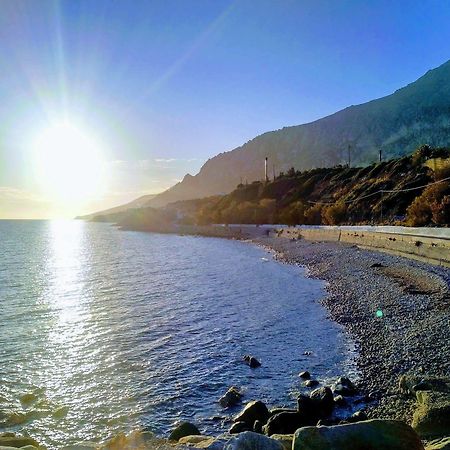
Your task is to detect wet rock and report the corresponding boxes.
[333,395,347,406]
[230,421,251,434]
[332,377,357,396]
[52,405,69,419]
[425,437,450,449]
[243,355,261,368]
[292,419,424,450]
[219,387,243,408]
[62,441,98,449]
[412,390,450,438]
[263,411,308,436]
[226,431,283,450]
[178,435,212,445]
[299,371,311,380]
[169,422,201,441]
[99,430,160,449]
[347,411,368,423]
[304,380,319,388]
[253,420,263,434]
[270,408,297,416]
[310,387,334,417]
[0,434,40,448]
[270,434,293,450]
[370,263,384,268]
[19,393,38,406]
[234,401,270,427]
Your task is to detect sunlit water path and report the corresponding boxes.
[0,220,356,448]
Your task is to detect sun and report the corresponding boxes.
[32,121,107,205]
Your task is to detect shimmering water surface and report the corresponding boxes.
[0,220,356,448]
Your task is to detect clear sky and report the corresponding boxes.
[1,0,449,218]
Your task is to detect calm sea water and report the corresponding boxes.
[0,220,356,448]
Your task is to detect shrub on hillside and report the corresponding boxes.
[277,201,307,225]
[322,202,347,225]
[406,181,450,226]
[304,203,323,225]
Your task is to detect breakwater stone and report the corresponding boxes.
[292,419,424,450]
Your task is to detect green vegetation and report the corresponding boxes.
[93,147,450,228]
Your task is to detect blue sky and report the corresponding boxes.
[1,0,450,218]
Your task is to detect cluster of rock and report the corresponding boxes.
[0,431,43,449]
[166,373,450,450]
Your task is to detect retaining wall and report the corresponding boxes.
[275,227,450,268]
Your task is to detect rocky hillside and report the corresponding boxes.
[91,147,450,227]
[139,59,450,209]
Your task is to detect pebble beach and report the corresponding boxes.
[256,236,450,423]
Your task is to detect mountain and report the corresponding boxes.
[92,147,450,228]
[76,194,156,220]
[86,59,450,216]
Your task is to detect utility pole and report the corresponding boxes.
[272,164,276,181]
[265,157,268,182]
[379,149,382,162]
[347,144,351,168]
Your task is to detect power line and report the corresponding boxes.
[307,175,450,205]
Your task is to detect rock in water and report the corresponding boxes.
[0,433,40,448]
[169,422,201,441]
[299,371,311,379]
[225,431,284,450]
[243,355,261,368]
[347,411,368,423]
[310,387,334,417]
[234,401,270,427]
[263,411,308,436]
[304,380,319,388]
[219,387,243,408]
[292,419,424,450]
[230,421,252,434]
[332,376,357,396]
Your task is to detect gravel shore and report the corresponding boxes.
[255,236,450,423]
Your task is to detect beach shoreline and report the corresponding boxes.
[253,235,450,424]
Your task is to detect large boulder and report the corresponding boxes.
[292,419,424,450]
[169,422,201,441]
[230,422,252,434]
[220,387,243,408]
[263,411,308,436]
[0,434,40,448]
[234,401,270,427]
[178,435,211,445]
[425,437,450,450]
[225,431,283,450]
[412,390,450,438]
[270,434,293,450]
[310,387,334,417]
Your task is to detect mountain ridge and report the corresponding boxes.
[82,59,450,216]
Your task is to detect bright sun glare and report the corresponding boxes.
[32,121,107,205]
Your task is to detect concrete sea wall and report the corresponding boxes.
[274,226,450,268]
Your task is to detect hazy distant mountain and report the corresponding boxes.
[89,59,450,214]
[77,194,156,220]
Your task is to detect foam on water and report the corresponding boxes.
[0,220,356,448]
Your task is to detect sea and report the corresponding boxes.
[0,220,356,448]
